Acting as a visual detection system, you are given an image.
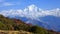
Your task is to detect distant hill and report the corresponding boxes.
[0,14,60,34]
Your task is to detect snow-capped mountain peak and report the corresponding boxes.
[0,4,60,31]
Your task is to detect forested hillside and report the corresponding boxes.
[0,15,60,34]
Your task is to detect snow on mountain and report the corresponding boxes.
[0,4,60,18]
[0,4,60,31]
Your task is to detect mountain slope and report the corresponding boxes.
[0,14,58,34]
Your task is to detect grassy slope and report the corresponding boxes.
[0,15,60,34]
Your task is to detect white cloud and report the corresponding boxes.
[0,2,17,7]
[2,2,15,6]
[0,4,60,19]
[0,2,19,7]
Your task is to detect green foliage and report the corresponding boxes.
[0,15,54,34]
[28,26,49,34]
[13,22,31,31]
[0,21,8,30]
[0,15,4,18]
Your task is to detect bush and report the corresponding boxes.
[28,26,48,34]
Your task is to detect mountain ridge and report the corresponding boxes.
[0,5,60,32]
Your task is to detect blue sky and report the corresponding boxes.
[0,0,60,11]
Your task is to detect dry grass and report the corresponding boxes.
[0,30,33,34]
